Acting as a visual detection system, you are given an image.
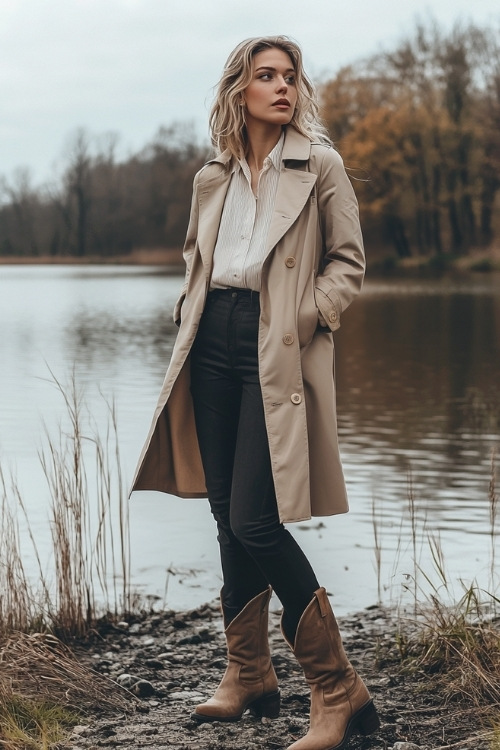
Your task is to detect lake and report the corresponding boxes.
[0,265,499,615]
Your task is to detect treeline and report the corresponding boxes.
[322,22,500,257]
[0,20,499,260]
[0,125,208,258]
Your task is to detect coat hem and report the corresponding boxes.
[130,488,208,500]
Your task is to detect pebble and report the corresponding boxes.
[141,727,158,736]
[169,690,204,701]
[376,676,393,687]
[115,674,138,688]
[178,633,203,645]
[145,658,164,669]
[131,680,155,697]
[71,725,90,736]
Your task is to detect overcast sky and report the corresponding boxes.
[1,0,497,185]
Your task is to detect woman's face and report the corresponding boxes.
[242,47,298,129]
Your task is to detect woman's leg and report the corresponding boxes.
[190,292,269,618]
[212,290,319,639]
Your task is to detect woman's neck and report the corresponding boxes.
[245,124,284,173]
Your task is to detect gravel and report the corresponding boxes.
[65,599,491,750]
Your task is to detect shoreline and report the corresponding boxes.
[0,249,184,266]
[1,245,500,274]
[59,598,493,750]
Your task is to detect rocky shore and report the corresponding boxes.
[66,598,490,750]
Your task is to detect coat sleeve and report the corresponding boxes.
[173,171,201,325]
[313,147,365,332]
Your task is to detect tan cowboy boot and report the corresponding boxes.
[192,586,280,722]
[282,588,379,750]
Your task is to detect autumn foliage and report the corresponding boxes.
[321,22,500,259]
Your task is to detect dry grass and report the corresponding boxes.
[395,585,500,750]
[490,725,500,750]
[0,374,132,639]
[0,632,133,715]
[0,695,78,750]
[0,631,135,749]
[398,586,500,707]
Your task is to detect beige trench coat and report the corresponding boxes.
[131,127,365,523]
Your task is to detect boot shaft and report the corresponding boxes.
[290,588,350,681]
[224,586,273,676]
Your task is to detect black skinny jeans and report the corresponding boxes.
[190,288,319,633]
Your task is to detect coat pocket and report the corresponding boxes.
[297,273,322,348]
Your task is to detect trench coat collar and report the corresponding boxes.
[208,126,312,167]
[196,127,317,274]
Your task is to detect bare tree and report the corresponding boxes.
[63,129,93,257]
[0,168,40,256]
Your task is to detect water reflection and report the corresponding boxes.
[66,309,177,370]
[334,280,499,533]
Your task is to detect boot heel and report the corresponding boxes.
[354,700,380,736]
[248,689,281,719]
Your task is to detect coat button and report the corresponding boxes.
[285,256,296,268]
[328,310,338,323]
[282,333,294,345]
[290,393,302,405]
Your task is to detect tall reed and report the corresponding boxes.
[489,447,498,593]
[0,375,131,637]
[0,469,40,634]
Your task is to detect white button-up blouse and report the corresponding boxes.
[210,132,284,292]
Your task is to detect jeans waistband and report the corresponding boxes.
[208,287,260,305]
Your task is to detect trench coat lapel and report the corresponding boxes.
[266,129,317,254]
[196,158,231,278]
[266,169,317,254]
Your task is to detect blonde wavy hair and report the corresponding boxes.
[209,36,330,159]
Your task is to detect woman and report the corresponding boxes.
[131,36,379,750]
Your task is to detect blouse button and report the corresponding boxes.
[290,393,302,405]
[328,310,338,323]
[282,333,294,345]
[285,256,296,268]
